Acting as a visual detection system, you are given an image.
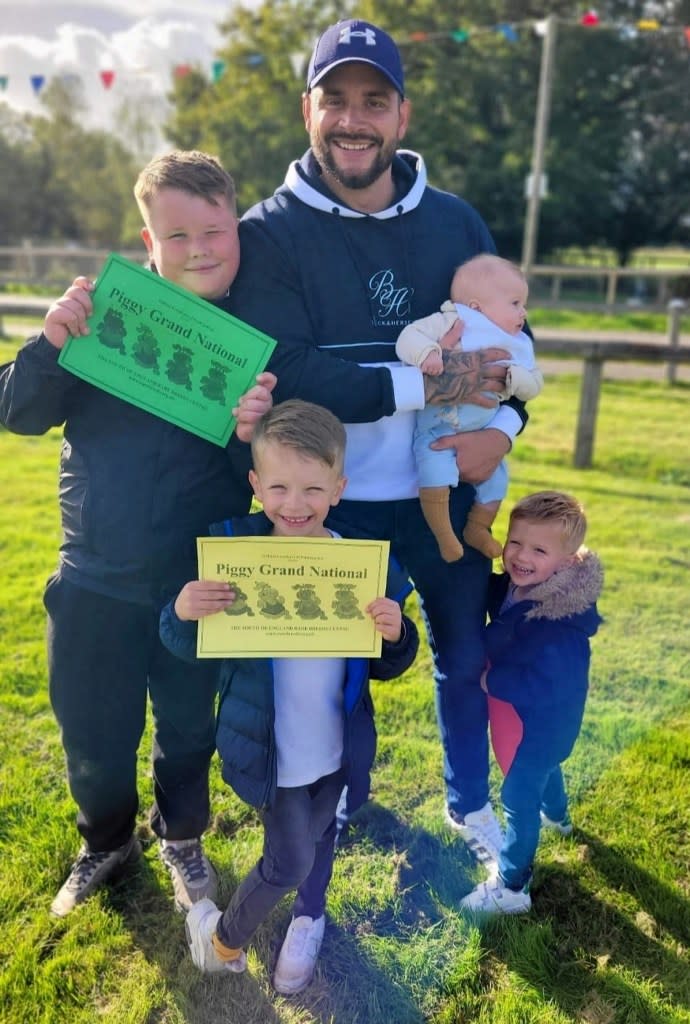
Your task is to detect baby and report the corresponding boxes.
[396,254,543,562]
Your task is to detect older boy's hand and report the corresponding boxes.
[366,597,402,643]
[424,348,508,407]
[174,580,236,621]
[233,371,277,443]
[44,277,94,350]
[431,427,510,484]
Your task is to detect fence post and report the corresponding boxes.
[666,299,686,385]
[574,351,603,468]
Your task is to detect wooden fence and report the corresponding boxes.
[1,295,688,471]
[1,244,689,309]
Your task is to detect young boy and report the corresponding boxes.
[159,400,419,994]
[396,255,543,562]
[0,150,275,917]
[460,491,603,914]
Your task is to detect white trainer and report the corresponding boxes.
[185,898,247,974]
[445,801,504,865]
[460,876,531,915]
[273,914,325,995]
[540,810,574,836]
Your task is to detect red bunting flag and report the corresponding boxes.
[174,64,192,78]
[581,10,600,26]
[685,27,690,46]
[409,32,429,42]
[100,70,115,89]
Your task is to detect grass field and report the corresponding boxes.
[0,332,689,1024]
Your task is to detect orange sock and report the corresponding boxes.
[419,485,463,562]
[211,932,244,963]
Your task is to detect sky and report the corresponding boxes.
[0,1,236,147]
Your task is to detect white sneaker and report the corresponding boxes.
[540,810,574,836]
[445,802,504,865]
[460,876,531,915]
[185,898,247,974]
[160,838,218,913]
[273,915,325,995]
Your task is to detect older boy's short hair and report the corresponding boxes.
[134,150,236,216]
[510,491,587,553]
[251,400,346,474]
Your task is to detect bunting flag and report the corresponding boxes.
[2,14,689,97]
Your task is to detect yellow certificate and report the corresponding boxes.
[196,536,390,658]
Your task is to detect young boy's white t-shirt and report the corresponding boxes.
[272,529,347,788]
[273,656,346,787]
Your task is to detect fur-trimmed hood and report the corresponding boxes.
[521,547,603,627]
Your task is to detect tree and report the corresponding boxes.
[161,0,690,261]
[166,0,343,212]
[0,79,138,246]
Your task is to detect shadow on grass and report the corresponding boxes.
[473,828,690,1022]
[100,827,433,1024]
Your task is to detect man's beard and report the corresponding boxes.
[312,132,398,191]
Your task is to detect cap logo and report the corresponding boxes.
[339,26,377,46]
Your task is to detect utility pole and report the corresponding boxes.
[521,13,557,278]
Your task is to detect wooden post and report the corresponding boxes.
[574,353,603,468]
[521,14,557,278]
[666,299,685,385]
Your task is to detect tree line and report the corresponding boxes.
[2,0,690,265]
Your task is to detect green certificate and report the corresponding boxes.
[58,253,276,446]
[196,537,391,658]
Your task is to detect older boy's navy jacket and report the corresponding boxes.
[0,333,252,604]
[159,510,419,811]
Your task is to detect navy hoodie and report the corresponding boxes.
[227,149,526,503]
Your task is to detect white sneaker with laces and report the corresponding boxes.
[273,914,325,995]
[185,898,247,974]
[460,876,531,915]
[445,801,504,865]
[160,838,218,913]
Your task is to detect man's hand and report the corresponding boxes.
[423,347,509,407]
[430,428,510,485]
[233,371,277,443]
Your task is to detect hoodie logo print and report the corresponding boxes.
[369,269,413,325]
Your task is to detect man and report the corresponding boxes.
[227,17,527,984]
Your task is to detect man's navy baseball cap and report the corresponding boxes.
[306,19,405,97]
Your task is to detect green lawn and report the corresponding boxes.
[0,333,689,1024]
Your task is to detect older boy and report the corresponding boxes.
[0,150,274,917]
